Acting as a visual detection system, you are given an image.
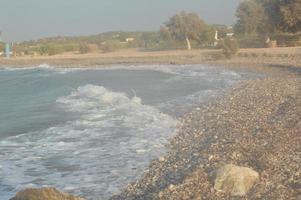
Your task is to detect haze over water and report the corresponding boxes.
[0,65,257,199]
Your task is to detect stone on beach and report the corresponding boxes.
[109,74,301,200]
[10,187,85,200]
[214,164,259,196]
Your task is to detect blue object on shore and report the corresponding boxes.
[5,43,10,58]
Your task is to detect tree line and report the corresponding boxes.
[235,0,301,35]
[2,0,300,57]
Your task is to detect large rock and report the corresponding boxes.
[10,187,85,200]
[214,164,259,196]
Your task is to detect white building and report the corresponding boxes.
[125,38,135,42]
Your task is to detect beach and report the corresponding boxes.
[0,47,300,69]
[102,48,300,199]
[110,69,301,200]
[3,48,301,200]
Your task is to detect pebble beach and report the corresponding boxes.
[109,61,301,200]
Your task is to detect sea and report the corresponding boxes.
[0,64,257,199]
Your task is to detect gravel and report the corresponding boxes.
[109,66,301,200]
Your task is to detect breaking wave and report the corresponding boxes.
[0,85,177,199]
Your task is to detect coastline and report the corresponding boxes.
[0,49,217,68]
[4,48,301,200]
[0,47,300,70]
[109,64,301,200]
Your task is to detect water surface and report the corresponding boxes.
[0,64,257,199]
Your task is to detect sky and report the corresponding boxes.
[0,0,243,42]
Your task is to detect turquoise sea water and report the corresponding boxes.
[0,64,257,199]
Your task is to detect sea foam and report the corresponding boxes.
[0,85,177,199]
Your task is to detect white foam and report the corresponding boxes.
[0,64,258,199]
[0,85,177,199]
[0,64,88,74]
[0,64,52,71]
[0,64,250,84]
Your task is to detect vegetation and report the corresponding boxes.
[234,0,301,47]
[79,43,89,54]
[199,27,216,46]
[0,43,4,53]
[160,11,206,50]
[235,0,264,35]
[1,1,300,58]
[260,0,301,33]
[235,0,301,35]
[100,40,119,53]
[220,38,239,59]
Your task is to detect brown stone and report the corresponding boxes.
[214,164,259,196]
[10,187,85,200]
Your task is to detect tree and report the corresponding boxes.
[235,0,265,35]
[258,0,282,33]
[256,0,300,33]
[38,45,49,55]
[79,42,89,54]
[37,44,63,56]
[159,26,171,41]
[100,40,118,53]
[199,27,216,46]
[279,0,301,32]
[211,24,229,38]
[161,11,206,50]
[141,32,159,48]
[0,43,4,53]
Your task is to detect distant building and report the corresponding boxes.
[125,38,135,43]
[214,30,219,46]
[0,32,12,58]
[226,33,234,37]
[215,30,219,41]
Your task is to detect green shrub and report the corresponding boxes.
[220,38,239,59]
[79,43,89,54]
[48,45,63,56]
[62,43,78,52]
[237,35,265,48]
[38,45,48,55]
[100,40,119,53]
[101,44,114,53]
[0,43,4,53]
[37,44,63,56]
[271,33,301,47]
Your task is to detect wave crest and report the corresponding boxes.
[57,85,141,111]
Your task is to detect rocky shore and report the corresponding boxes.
[109,67,300,199]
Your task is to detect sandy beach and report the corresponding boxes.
[0,47,300,69]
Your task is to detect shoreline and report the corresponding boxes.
[109,64,300,199]
[0,49,217,68]
[0,47,300,69]
[5,49,301,200]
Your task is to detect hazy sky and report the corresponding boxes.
[0,0,242,42]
